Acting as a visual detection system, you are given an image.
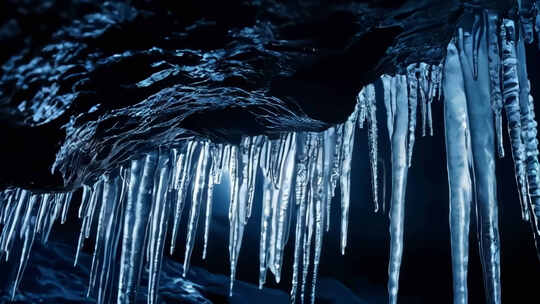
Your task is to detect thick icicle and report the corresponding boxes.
[340,96,359,255]
[406,64,419,167]
[228,144,245,294]
[486,12,505,158]
[387,75,409,304]
[183,142,210,276]
[117,152,158,304]
[273,133,297,280]
[459,17,501,303]
[444,38,473,304]
[501,19,530,222]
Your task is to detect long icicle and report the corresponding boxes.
[183,142,210,276]
[148,150,172,304]
[515,23,540,259]
[310,134,325,304]
[459,15,501,303]
[117,152,158,303]
[96,170,122,304]
[444,38,473,304]
[366,84,379,211]
[387,74,410,304]
[170,141,198,255]
[501,19,530,222]
[274,133,297,281]
[340,97,359,255]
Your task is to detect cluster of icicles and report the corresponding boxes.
[2,8,540,304]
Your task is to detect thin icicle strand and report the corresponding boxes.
[366,84,379,211]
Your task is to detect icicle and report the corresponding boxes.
[258,171,273,289]
[515,26,540,258]
[78,185,92,219]
[273,133,297,281]
[296,133,310,209]
[459,19,502,303]
[61,191,73,224]
[486,12,505,158]
[443,38,473,304]
[1,189,29,259]
[42,193,63,244]
[310,134,326,304]
[387,75,409,304]
[117,152,158,303]
[330,125,344,197]
[148,151,172,304]
[340,97,358,255]
[203,144,220,259]
[301,137,318,304]
[20,194,39,239]
[501,19,530,222]
[246,136,264,221]
[170,141,198,255]
[88,172,117,300]
[382,75,394,139]
[472,13,482,80]
[290,174,307,303]
[406,64,419,167]
[85,179,104,239]
[11,206,37,300]
[418,63,429,137]
[427,66,439,136]
[357,89,367,129]
[228,141,251,295]
[183,142,210,276]
[35,193,51,235]
[323,128,335,232]
[366,84,379,211]
[95,171,123,304]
